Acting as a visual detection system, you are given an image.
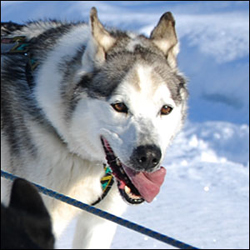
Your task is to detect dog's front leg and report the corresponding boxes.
[73,212,118,249]
[72,186,127,249]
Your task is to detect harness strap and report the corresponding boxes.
[1,36,39,88]
[1,36,29,54]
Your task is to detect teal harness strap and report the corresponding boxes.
[1,36,39,70]
[1,36,29,54]
[91,165,114,206]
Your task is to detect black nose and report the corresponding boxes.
[132,145,162,171]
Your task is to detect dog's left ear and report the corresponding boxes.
[150,12,179,69]
[89,7,116,64]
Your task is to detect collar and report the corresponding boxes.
[91,164,114,206]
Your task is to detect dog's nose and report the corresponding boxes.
[132,145,162,171]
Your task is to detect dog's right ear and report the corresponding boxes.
[86,7,116,65]
[90,7,116,52]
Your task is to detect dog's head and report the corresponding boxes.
[69,8,188,204]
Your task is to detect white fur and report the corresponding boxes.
[34,24,90,143]
[1,117,127,248]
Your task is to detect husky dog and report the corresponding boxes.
[1,7,188,249]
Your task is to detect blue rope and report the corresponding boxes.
[1,170,199,249]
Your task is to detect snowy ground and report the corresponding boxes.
[1,1,249,249]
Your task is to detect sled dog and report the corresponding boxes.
[1,7,188,248]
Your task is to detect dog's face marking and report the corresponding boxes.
[68,11,188,174]
[70,57,186,167]
[100,62,184,167]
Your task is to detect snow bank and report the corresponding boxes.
[111,121,249,249]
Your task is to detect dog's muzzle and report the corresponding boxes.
[101,136,166,204]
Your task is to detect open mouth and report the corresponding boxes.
[101,137,144,204]
[101,137,166,205]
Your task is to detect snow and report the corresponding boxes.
[1,1,249,249]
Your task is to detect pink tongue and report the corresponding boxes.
[123,166,166,203]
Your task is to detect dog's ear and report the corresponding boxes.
[150,12,179,69]
[89,7,116,64]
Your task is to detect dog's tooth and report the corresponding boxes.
[125,185,131,194]
[130,193,141,200]
[124,185,142,200]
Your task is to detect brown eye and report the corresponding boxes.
[111,103,128,114]
[160,105,173,115]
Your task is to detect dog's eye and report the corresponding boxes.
[160,105,173,115]
[111,103,128,114]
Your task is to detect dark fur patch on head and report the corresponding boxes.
[75,34,165,98]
